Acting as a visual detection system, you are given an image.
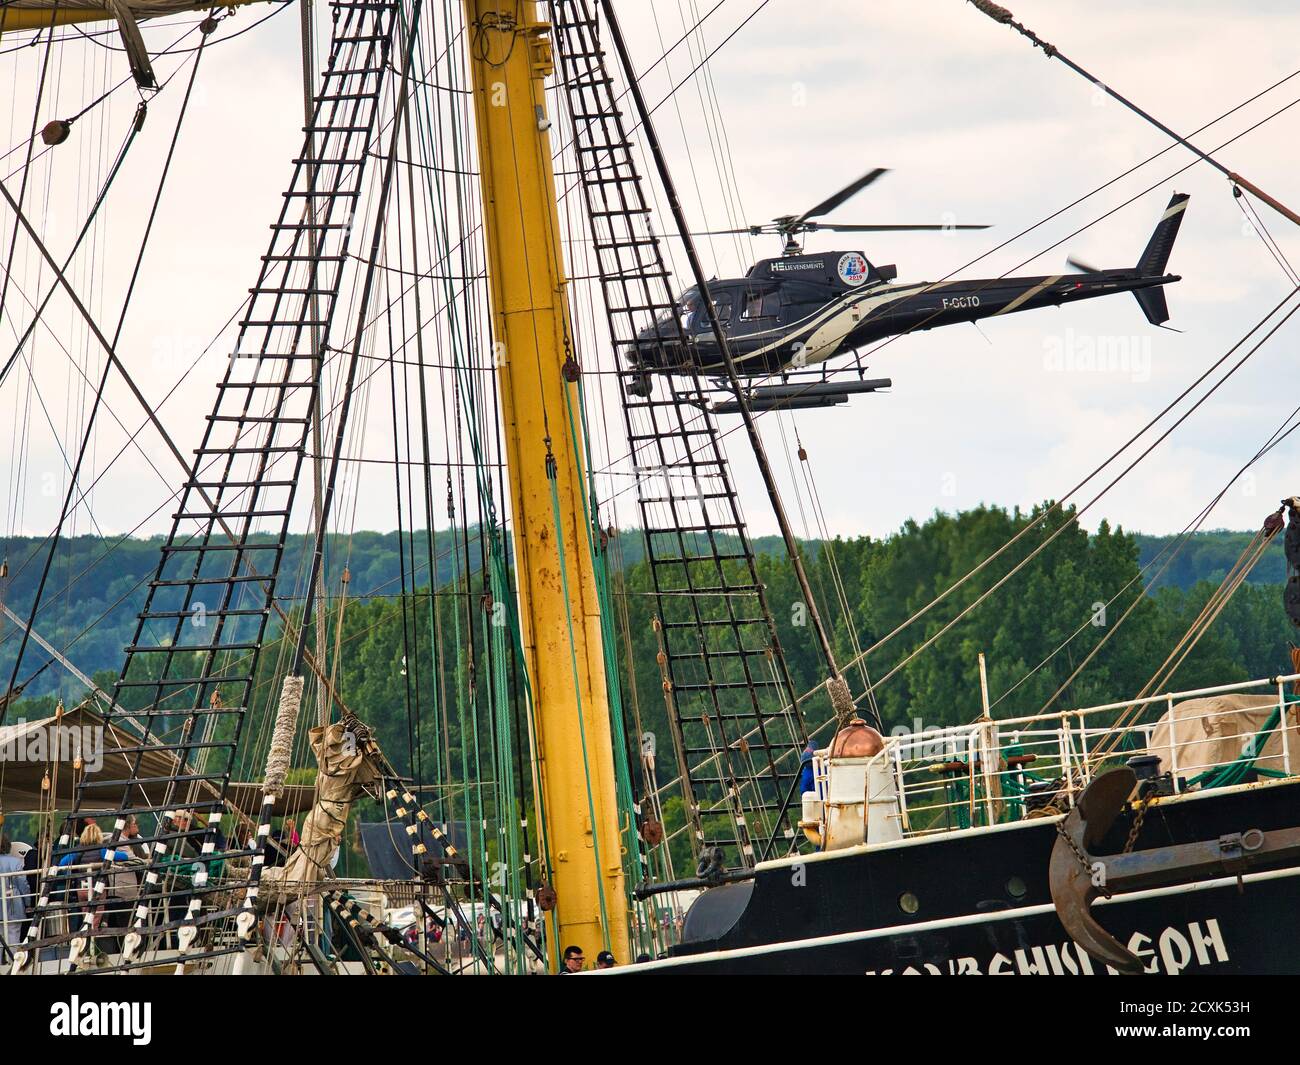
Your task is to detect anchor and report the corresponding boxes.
[1049,766,1300,974]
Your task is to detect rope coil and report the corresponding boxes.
[264,674,305,799]
[827,674,856,728]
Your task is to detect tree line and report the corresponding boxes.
[2,506,1291,876]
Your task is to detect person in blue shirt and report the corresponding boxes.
[56,822,135,945]
[799,741,817,794]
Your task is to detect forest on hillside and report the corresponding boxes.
[5,506,1292,767]
[3,505,1292,874]
[0,519,1285,704]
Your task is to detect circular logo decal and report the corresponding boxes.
[837,252,869,286]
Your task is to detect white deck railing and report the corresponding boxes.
[864,673,1300,839]
[0,861,105,958]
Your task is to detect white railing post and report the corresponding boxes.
[967,729,978,828]
[1059,722,1075,807]
[893,744,912,835]
[1278,679,1292,777]
[1076,711,1091,780]
[979,720,998,828]
[1167,694,1181,793]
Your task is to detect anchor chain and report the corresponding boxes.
[1055,817,1093,877]
[1053,777,1157,900]
[1123,781,1158,854]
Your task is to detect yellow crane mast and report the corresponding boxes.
[462,0,629,961]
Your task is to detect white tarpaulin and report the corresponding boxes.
[1147,693,1300,784]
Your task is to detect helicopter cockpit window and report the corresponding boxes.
[741,289,780,320]
[695,295,734,331]
[672,291,699,331]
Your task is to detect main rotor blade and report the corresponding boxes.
[814,222,991,232]
[795,167,889,224]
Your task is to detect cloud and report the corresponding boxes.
[1,0,1297,546]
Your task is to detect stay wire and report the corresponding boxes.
[852,288,1300,704]
[2,28,211,712]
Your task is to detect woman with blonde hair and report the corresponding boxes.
[55,820,111,939]
[55,819,105,867]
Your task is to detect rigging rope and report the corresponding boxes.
[2,23,211,714]
[848,289,1300,706]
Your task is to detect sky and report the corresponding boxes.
[2,0,1299,548]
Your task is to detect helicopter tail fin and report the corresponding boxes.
[1133,192,1189,326]
[1138,193,1189,277]
[1134,285,1170,327]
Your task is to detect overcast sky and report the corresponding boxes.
[2,0,1299,548]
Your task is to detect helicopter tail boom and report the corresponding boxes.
[1132,192,1189,325]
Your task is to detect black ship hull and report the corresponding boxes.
[636,778,1300,975]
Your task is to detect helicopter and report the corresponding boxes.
[627,168,1188,406]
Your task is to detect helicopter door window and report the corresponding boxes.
[696,295,733,330]
[741,290,779,319]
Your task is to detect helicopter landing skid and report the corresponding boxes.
[701,376,892,415]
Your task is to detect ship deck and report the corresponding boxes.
[803,671,1300,861]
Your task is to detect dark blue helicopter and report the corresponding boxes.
[629,168,1187,405]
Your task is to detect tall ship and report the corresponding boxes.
[0,0,1297,977]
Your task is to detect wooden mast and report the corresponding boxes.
[0,1,274,34]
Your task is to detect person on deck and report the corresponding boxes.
[120,815,149,861]
[799,740,817,793]
[101,822,148,955]
[56,822,130,944]
[22,831,42,875]
[161,810,202,942]
[0,835,29,949]
[558,944,584,973]
[19,830,46,940]
[58,822,105,870]
[596,950,616,970]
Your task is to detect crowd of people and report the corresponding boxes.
[3,815,666,974]
[0,810,305,961]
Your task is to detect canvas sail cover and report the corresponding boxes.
[1,0,215,20]
[262,719,385,896]
[1147,693,1299,784]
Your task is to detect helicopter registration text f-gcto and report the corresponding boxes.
[941,295,980,309]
